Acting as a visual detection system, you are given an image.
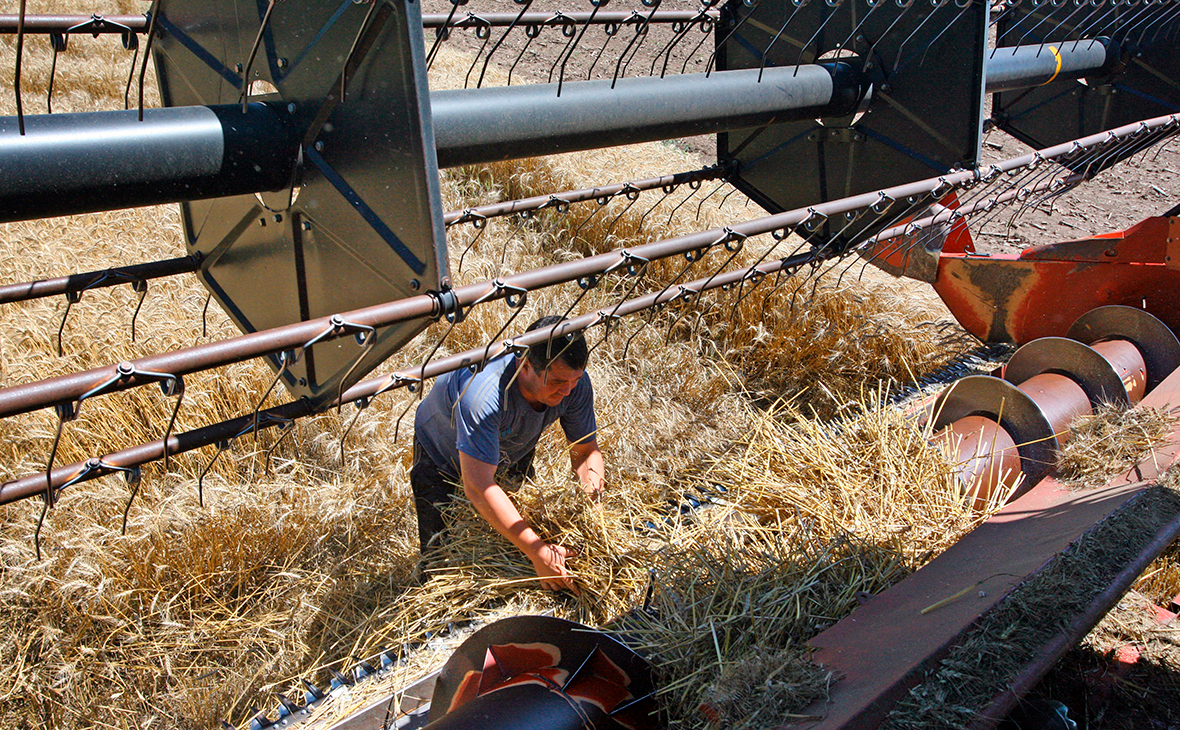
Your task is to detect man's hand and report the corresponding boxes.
[528,542,580,595]
[570,439,605,501]
[460,452,582,595]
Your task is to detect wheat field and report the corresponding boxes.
[1,3,1177,729]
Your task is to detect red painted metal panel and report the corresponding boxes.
[933,217,1180,344]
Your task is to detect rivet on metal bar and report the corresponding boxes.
[714,226,747,252]
[300,314,376,352]
[871,192,897,215]
[542,195,571,214]
[480,279,529,309]
[75,360,181,414]
[801,208,828,232]
[502,339,531,360]
[451,209,488,228]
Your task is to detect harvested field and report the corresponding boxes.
[1,2,1179,729]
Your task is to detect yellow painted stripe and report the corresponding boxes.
[1042,45,1063,85]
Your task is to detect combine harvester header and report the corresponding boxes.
[3,0,1180,726]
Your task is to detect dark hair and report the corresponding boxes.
[524,315,588,372]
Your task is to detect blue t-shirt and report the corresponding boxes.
[413,355,597,479]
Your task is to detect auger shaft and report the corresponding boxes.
[0,41,1118,223]
[0,104,300,222]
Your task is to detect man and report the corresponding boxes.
[411,315,604,593]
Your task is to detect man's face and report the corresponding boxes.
[521,358,583,408]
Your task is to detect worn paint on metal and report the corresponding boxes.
[933,217,1180,344]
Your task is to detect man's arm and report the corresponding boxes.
[569,438,604,498]
[458,451,579,594]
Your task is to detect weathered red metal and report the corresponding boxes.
[1014,372,1092,446]
[785,364,1180,730]
[933,216,1180,344]
[1089,339,1147,402]
[936,415,1022,508]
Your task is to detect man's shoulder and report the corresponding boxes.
[458,356,516,410]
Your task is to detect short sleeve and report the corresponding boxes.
[455,371,503,465]
[560,373,598,445]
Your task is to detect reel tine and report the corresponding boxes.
[15,0,27,135]
[477,0,534,88]
[463,15,495,89]
[555,0,609,97]
[425,0,465,69]
[508,22,543,85]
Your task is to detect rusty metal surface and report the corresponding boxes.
[1015,373,1092,447]
[934,218,1180,344]
[783,364,1180,730]
[967,489,1180,729]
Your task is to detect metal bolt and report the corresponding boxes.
[855,34,865,43]
[287,102,297,114]
[234,63,243,73]
[274,214,283,223]
[315,141,325,151]
[409,279,421,291]
[301,221,312,231]
[258,218,267,226]
[277,57,289,69]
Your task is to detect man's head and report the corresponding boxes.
[517,316,589,408]
[524,315,588,372]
